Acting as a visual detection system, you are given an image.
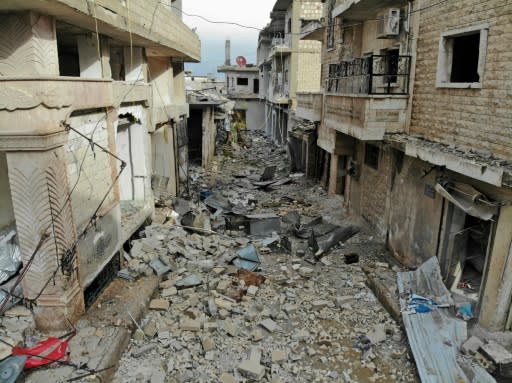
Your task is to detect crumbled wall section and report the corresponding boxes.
[66,111,117,229]
[411,0,512,158]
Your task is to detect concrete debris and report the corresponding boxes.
[108,131,419,383]
[366,324,387,345]
[480,341,512,365]
[175,274,202,289]
[148,299,169,311]
[462,335,485,355]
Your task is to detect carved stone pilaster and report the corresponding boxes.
[0,12,58,76]
[6,147,84,330]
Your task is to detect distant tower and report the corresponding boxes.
[225,39,231,66]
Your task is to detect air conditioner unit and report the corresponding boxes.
[377,8,400,38]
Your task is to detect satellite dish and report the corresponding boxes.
[236,56,247,67]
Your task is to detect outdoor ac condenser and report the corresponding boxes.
[377,8,400,38]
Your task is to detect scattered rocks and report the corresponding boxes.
[110,131,418,383]
[149,299,169,311]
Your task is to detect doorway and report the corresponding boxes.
[116,115,146,201]
[187,108,203,165]
[439,201,493,304]
[335,155,348,196]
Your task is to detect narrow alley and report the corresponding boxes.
[0,1,511,382]
[110,132,418,383]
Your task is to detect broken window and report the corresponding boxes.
[436,24,488,87]
[237,77,249,86]
[364,144,380,170]
[450,34,480,83]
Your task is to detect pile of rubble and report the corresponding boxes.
[110,132,418,382]
[112,222,416,383]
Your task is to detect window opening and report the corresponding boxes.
[450,33,480,83]
[237,77,249,86]
[364,144,379,170]
[253,78,260,94]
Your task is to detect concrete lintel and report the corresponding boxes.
[295,107,321,122]
[324,117,385,141]
[405,143,504,187]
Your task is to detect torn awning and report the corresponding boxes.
[435,182,498,221]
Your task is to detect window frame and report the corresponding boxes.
[436,23,489,89]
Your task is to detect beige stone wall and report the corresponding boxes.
[410,0,512,158]
[347,143,393,236]
[297,40,322,93]
[66,111,117,230]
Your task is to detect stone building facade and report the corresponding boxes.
[217,64,265,132]
[0,0,200,329]
[302,0,512,331]
[257,0,323,145]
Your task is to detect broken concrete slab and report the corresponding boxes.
[462,336,485,355]
[259,318,280,333]
[149,299,169,311]
[247,285,258,296]
[271,350,287,363]
[180,319,201,332]
[219,372,239,383]
[480,341,512,365]
[367,324,387,345]
[312,225,360,256]
[149,257,172,276]
[238,360,265,379]
[175,274,202,289]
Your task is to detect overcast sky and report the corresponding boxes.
[182,0,276,76]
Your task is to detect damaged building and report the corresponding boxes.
[185,74,234,168]
[0,0,200,329]
[297,0,512,332]
[257,0,323,147]
[217,41,265,131]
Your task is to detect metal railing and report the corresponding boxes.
[326,55,411,95]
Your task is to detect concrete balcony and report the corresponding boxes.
[300,20,325,41]
[269,36,292,58]
[296,92,322,122]
[0,0,201,61]
[323,93,408,141]
[0,77,113,137]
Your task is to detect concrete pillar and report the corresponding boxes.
[479,205,512,330]
[124,47,145,82]
[77,33,102,78]
[0,12,58,76]
[6,145,84,330]
[328,153,339,196]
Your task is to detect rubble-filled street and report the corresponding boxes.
[111,132,419,383]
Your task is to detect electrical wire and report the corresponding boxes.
[0,0,160,314]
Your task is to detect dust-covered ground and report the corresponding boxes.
[111,131,419,383]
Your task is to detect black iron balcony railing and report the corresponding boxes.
[326,54,411,95]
